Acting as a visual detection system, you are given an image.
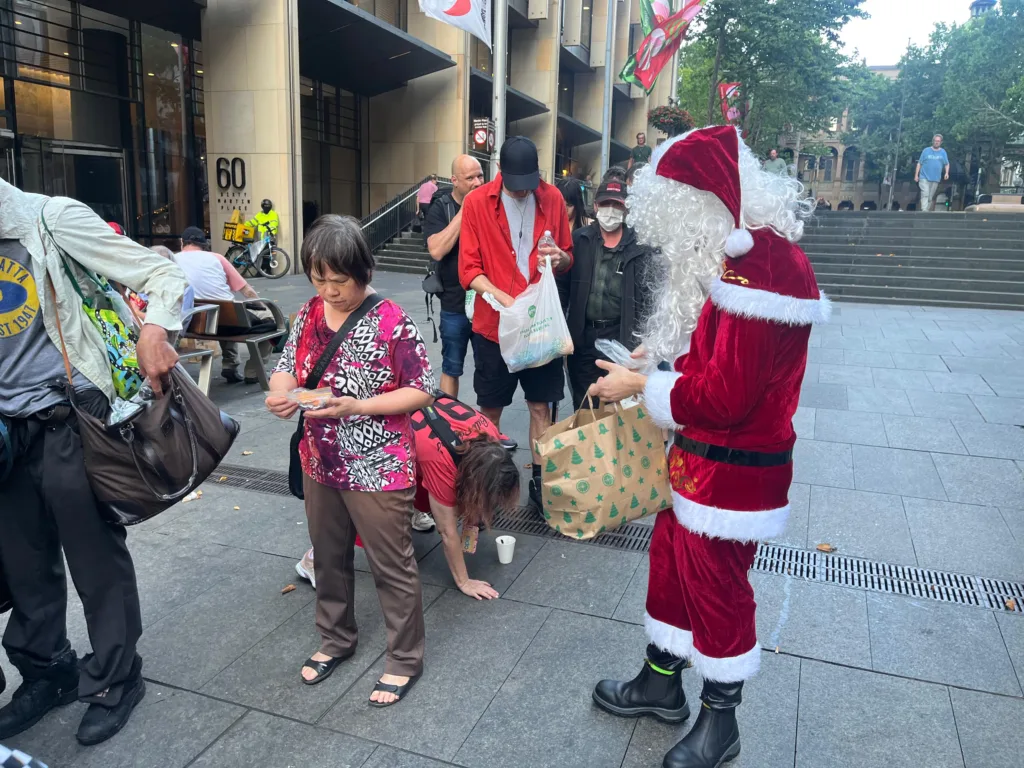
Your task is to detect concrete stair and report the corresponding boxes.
[801,212,1024,310]
[374,230,432,275]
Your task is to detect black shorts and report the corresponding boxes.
[471,333,565,409]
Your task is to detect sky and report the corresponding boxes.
[841,0,973,66]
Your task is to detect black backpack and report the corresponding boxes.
[421,193,456,342]
[420,393,467,466]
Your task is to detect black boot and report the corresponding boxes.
[662,679,743,768]
[592,644,690,723]
[0,649,79,739]
[76,655,146,746]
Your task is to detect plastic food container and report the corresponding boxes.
[285,387,334,410]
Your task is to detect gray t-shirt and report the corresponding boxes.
[501,191,536,280]
[0,239,90,418]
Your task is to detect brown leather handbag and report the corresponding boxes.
[52,288,240,525]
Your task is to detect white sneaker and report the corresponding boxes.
[411,511,436,532]
[295,547,316,589]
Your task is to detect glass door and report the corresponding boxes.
[0,131,15,185]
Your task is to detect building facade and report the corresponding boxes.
[0,0,673,261]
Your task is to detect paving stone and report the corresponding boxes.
[953,341,1013,359]
[502,539,643,617]
[842,325,885,339]
[951,688,1024,768]
[752,573,871,667]
[796,659,964,768]
[1,684,244,768]
[944,355,1024,377]
[138,550,315,690]
[862,337,912,353]
[813,408,888,446]
[203,574,444,722]
[454,610,643,768]
[926,372,996,396]
[881,415,967,454]
[852,445,946,501]
[416,530,547,594]
[818,364,874,387]
[775,482,810,549]
[807,486,916,564]
[223,420,295,471]
[906,390,984,422]
[970,395,1024,426]
[798,382,848,410]
[953,420,1024,460]
[903,497,1024,581]
[320,592,551,761]
[802,362,820,384]
[891,352,949,372]
[982,373,1024,397]
[791,406,815,437]
[844,349,894,368]
[621,652,799,768]
[995,613,1024,688]
[867,593,1021,696]
[846,385,915,415]
[191,711,376,768]
[611,555,649,624]
[792,439,854,489]
[931,453,1024,507]
[362,746,458,768]
[1000,506,1024,543]
[821,335,866,350]
[882,325,927,340]
[904,339,962,356]
[870,368,933,391]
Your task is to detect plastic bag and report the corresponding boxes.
[595,339,659,375]
[488,256,573,373]
[465,288,476,321]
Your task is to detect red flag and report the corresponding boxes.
[718,82,743,124]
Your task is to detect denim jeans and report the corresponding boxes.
[439,310,472,377]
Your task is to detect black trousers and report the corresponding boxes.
[0,390,142,707]
[567,324,622,411]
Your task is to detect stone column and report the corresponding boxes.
[510,0,562,180]
[202,0,302,262]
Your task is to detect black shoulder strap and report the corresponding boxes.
[422,404,464,466]
[306,294,384,389]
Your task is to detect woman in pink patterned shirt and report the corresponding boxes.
[266,215,434,706]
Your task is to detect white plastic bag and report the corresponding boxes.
[488,257,573,373]
[465,288,476,321]
[595,338,660,375]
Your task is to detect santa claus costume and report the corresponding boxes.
[591,126,830,768]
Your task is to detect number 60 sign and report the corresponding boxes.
[215,157,246,190]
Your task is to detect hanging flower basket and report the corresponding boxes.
[648,106,695,137]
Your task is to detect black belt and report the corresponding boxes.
[586,318,620,329]
[674,434,792,467]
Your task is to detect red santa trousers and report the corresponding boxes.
[645,509,760,683]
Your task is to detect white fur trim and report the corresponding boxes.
[724,228,754,257]
[709,278,832,326]
[693,643,761,683]
[643,370,683,430]
[645,613,695,659]
[673,491,789,543]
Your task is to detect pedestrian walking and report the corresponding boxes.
[915,134,950,212]
[763,148,788,176]
[265,215,434,706]
[458,136,573,509]
[0,178,185,746]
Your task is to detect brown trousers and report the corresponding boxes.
[303,476,425,677]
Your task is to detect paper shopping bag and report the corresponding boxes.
[536,400,671,539]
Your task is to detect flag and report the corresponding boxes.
[419,0,492,49]
[620,0,707,94]
[718,82,743,123]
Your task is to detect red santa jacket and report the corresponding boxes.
[644,229,830,543]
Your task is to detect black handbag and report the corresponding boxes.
[289,294,385,499]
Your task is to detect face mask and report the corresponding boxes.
[596,207,625,231]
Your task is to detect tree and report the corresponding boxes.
[673,0,867,153]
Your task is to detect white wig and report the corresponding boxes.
[628,127,814,363]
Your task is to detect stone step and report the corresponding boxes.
[802,243,1024,261]
[821,282,1024,310]
[386,242,431,254]
[374,258,429,275]
[394,237,427,246]
[375,251,431,268]
[808,263,1024,281]
[814,269,1024,292]
[808,217,1024,234]
[801,233,1024,252]
[807,253,1024,273]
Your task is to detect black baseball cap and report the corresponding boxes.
[594,179,627,206]
[181,226,209,246]
[499,136,540,192]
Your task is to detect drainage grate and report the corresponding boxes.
[213,464,1023,614]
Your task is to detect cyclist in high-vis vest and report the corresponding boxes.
[246,199,279,240]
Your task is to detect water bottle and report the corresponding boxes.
[538,230,556,251]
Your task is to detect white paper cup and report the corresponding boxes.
[495,535,516,564]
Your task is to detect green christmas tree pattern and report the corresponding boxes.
[584,511,597,524]
[594,444,605,459]
[571,448,583,465]
[609,503,620,518]
[545,458,557,472]
[630,494,640,509]
[632,427,642,443]
[563,511,572,524]
[616,437,625,451]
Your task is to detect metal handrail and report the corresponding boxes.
[360,175,452,253]
[361,188,422,228]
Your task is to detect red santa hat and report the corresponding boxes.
[653,125,754,258]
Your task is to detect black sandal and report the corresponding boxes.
[301,654,348,686]
[368,675,420,707]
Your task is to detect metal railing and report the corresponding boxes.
[360,176,452,253]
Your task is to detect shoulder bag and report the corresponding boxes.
[288,293,385,499]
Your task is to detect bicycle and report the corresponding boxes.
[225,232,292,280]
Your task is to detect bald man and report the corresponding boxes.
[424,155,487,400]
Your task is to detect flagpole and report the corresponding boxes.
[491,0,508,178]
[600,0,618,178]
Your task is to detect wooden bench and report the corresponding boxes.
[179,298,287,391]
[174,304,220,395]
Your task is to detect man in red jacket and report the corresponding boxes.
[588,126,830,768]
[459,136,573,507]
